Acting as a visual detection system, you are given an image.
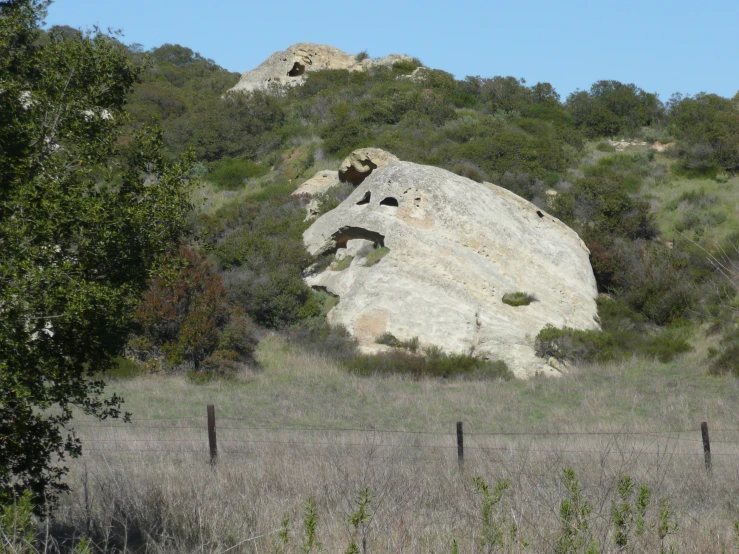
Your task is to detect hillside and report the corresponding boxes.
[108,40,739,380]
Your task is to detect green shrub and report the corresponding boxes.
[375,333,419,352]
[535,325,620,364]
[208,157,269,190]
[715,171,730,183]
[106,356,147,379]
[344,347,512,381]
[287,320,358,361]
[642,332,692,363]
[354,50,370,62]
[502,292,537,306]
[596,141,616,152]
[0,490,35,551]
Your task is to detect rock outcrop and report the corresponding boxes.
[228,43,414,95]
[303,161,599,378]
[338,148,399,186]
[292,169,340,198]
[291,169,341,220]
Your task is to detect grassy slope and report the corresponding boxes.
[104,336,738,434]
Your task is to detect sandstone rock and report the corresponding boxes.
[397,66,429,82]
[228,43,414,95]
[291,170,341,220]
[292,170,340,198]
[607,139,647,151]
[650,141,675,153]
[338,148,399,186]
[303,162,599,378]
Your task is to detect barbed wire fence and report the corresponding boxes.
[69,405,734,476]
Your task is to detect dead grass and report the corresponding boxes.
[40,337,739,552]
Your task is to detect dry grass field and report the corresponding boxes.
[38,336,739,553]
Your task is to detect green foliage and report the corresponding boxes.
[536,325,620,365]
[611,475,651,549]
[536,298,693,366]
[668,92,739,172]
[301,499,321,553]
[272,516,291,554]
[288,320,358,361]
[375,333,419,352]
[566,80,663,138]
[207,157,269,190]
[502,292,537,306]
[331,256,353,271]
[106,356,146,379]
[595,141,616,152]
[345,347,512,381]
[0,2,193,507]
[346,489,372,554]
[197,195,316,328]
[0,490,35,553]
[555,468,598,554]
[364,246,389,267]
[473,476,512,551]
[657,498,678,553]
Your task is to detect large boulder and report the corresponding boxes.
[228,43,414,95]
[338,148,399,186]
[303,162,599,378]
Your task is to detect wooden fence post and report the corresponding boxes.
[701,421,711,474]
[456,421,464,470]
[207,404,217,467]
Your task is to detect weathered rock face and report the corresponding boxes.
[292,170,340,198]
[339,148,399,185]
[228,43,414,95]
[303,161,599,377]
[291,169,341,220]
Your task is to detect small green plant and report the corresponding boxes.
[375,333,419,352]
[364,247,389,267]
[502,292,537,307]
[331,256,354,271]
[302,499,321,553]
[657,498,678,554]
[555,468,598,554]
[473,476,510,551]
[715,171,730,183]
[596,141,616,152]
[0,491,36,554]
[354,50,370,62]
[346,489,372,554]
[611,475,651,549]
[73,537,92,554]
[271,515,290,554]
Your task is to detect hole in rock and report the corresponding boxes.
[380,197,399,207]
[536,210,544,218]
[287,62,305,77]
[341,161,378,186]
[356,191,371,205]
[330,226,385,251]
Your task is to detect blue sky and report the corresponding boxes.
[45,0,737,102]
